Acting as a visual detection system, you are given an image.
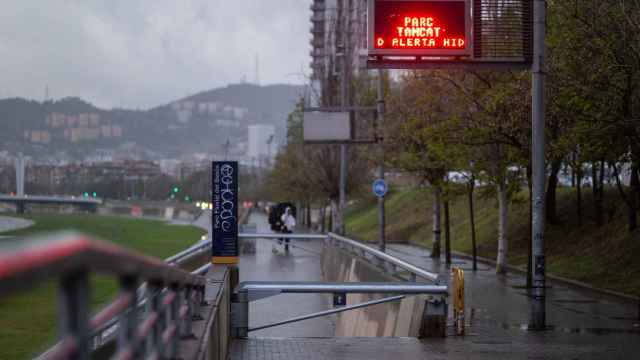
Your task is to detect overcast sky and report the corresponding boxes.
[0,0,310,109]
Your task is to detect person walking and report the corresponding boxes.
[280,206,296,251]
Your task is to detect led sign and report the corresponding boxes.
[369,0,471,57]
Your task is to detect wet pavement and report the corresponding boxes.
[0,215,33,242]
[384,243,640,357]
[230,214,640,358]
[237,212,335,338]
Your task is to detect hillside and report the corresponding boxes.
[0,83,305,160]
[345,186,640,297]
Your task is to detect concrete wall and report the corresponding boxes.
[321,244,427,337]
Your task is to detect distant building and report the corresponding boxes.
[247,125,276,164]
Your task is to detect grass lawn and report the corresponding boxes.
[0,214,206,360]
[345,186,640,297]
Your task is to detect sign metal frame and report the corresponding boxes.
[368,0,472,58]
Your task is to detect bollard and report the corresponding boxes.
[452,267,465,336]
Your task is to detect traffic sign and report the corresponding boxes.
[373,179,388,198]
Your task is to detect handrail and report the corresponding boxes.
[0,232,207,360]
[164,240,210,266]
[0,232,204,295]
[327,232,440,283]
[238,233,327,240]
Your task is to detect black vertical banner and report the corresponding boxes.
[212,161,239,264]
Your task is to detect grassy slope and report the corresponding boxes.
[0,215,206,360]
[345,186,640,297]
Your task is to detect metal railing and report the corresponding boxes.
[231,281,449,337]
[327,233,441,283]
[237,232,441,283]
[0,232,207,360]
[87,239,212,352]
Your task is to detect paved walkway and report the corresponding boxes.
[0,215,33,234]
[238,212,335,338]
[229,217,640,359]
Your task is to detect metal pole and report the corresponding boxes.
[339,144,347,235]
[57,271,90,360]
[248,295,405,333]
[531,0,547,331]
[338,2,349,236]
[377,69,386,252]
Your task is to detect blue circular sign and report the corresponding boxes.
[373,179,388,198]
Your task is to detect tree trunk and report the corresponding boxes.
[330,199,339,233]
[546,159,562,224]
[629,163,639,232]
[496,180,509,274]
[468,178,477,271]
[306,202,312,228]
[527,164,533,288]
[571,152,576,188]
[444,200,452,265]
[320,205,326,233]
[431,186,442,258]
[576,164,583,227]
[592,162,604,226]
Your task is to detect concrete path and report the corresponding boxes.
[229,218,640,358]
[0,215,33,234]
[384,243,640,357]
[237,212,335,338]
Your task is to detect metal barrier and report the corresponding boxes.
[85,238,212,353]
[327,233,441,283]
[231,281,448,338]
[237,232,440,283]
[0,232,208,360]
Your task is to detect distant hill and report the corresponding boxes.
[0,83,305,160]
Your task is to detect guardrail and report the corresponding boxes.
[327,233,441,283]
[237,232,441,283]
[87,240,213,353]
[0,232,207,360]
[232,281,449,338]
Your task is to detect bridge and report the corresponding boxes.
[0,195,102,214]
[0,156,102,214]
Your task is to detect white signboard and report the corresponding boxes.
[303,111,352,142]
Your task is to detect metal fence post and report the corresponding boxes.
[231,290,249,338]
[117,275,138,356]
[181,285,194,338]
[169,284,180,359]
[146,281,163,358]
[57,271,90,360]
[420,297,447,338]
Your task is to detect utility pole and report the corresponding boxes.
[531,0,547,331]
[377,69,386,252]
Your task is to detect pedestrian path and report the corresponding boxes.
[0,215,33,234]
[228,221,640,359]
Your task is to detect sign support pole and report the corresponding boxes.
[531,0,546,330]
[377,69,386,252]
[338,13,350,236]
